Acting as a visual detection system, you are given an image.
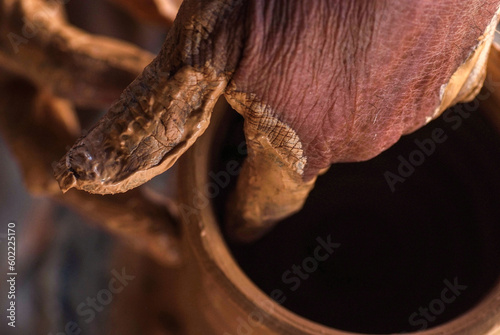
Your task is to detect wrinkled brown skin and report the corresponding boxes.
[0,0,154,108]
[0,71,180,265]
[55,0,244,193]
[56,0,500,242]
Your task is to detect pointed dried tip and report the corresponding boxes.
[53,159,77,193]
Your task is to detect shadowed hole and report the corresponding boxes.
[212,103,500,334]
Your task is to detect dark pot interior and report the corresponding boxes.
[212,101,500,334]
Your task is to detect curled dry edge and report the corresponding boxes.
[52,0,500,243]
[0,0,182,265]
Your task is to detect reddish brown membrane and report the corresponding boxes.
[54,0,500,241]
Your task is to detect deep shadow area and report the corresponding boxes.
[213,102,500,334]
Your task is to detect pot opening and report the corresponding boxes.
[211,102,500,334]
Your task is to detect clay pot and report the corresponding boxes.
[173,100,500,335]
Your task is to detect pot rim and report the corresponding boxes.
[177,99,500,335]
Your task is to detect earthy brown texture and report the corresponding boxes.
[2,1,500,333]
[54,65,228,194]
[0,0,181,264]
[170,105,500,334]
[0,0,154,108]
[10,75,500,335]
[223,10,497,239]
[55,0,500,242]
[0,72,180,265]
[54,0,245,194]
[224,88,317,241]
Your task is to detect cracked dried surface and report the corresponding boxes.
[54,65,227,194]
[0,72,180,265]
[53,0,500,242]
[55,0,245,194]
[0,0,182,264]
[224,88,314,241]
